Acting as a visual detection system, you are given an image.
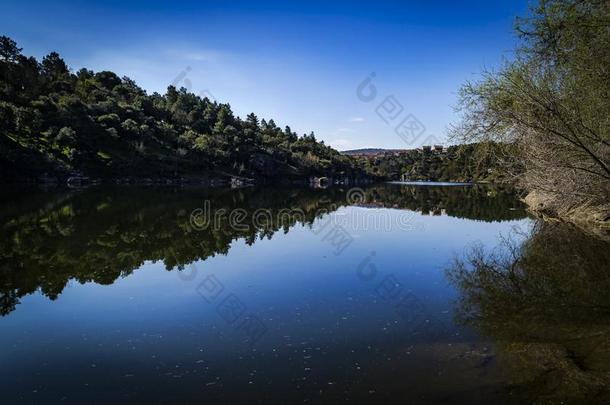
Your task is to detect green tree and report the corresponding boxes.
[0,35,22,62]
[41,52,69,79]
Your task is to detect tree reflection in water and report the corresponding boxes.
[0,184,525,316]
[447,221,610,403]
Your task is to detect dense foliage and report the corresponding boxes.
[354,143,511,183]
[0,36,365,183]
[453,0,610,214]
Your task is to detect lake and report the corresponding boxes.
[1,183,608,403]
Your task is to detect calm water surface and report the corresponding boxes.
[1,184,608,403]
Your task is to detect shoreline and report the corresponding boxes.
[523,191,610,241]
[0,174,380,190]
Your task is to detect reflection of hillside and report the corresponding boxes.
[0,187,344,316]
[447,222,610,402]
[363,184,527,222]
[0,184,525,315]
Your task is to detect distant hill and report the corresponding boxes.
[341,148,408,156]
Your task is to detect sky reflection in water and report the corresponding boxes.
[0,184,534,402]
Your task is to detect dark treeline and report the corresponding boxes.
[0,186,343,315]
[0,36,368,183]
[0,184,525,315]
[365,184,526,222]
[355,143,512,183]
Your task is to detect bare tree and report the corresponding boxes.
[452,0,610,214]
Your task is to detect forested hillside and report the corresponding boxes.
[0,36,367,184]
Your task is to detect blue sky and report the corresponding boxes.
[2,0,528,150]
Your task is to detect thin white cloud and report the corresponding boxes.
[328,138,354,150]
[169,49,226,63]
[348,117,365,122]
[82,44,249,95]
[337,127,355,133]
